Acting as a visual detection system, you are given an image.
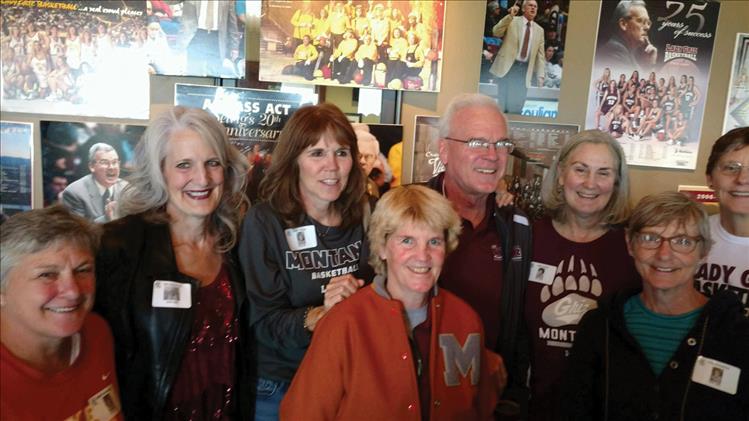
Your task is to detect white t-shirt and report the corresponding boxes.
[694,214,749,316]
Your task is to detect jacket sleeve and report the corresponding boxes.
[239,208,312,351]
[559,309,602,421]
[280,309,348,420]
[492,14,513,38]
[533,27,545,79]
[61,187,88,218]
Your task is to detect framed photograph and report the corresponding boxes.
[479,0,571,118]
[40,121,146,218]
[0,1,149,119]
[585,0,720,170]
[723,33,749,133]
[144,0,248,78]
[0,121,33,217]
[259,0,446,92]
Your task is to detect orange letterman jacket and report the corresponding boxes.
[280,277,502,420]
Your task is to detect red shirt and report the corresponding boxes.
[440,197,503,349]
[1,314,123,421]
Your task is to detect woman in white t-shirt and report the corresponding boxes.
[699,127,749,316]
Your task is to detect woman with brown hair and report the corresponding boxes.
[239,102,372,420]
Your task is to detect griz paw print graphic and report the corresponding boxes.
[540,256,602,328]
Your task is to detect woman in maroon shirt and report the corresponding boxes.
[524,130,640,420]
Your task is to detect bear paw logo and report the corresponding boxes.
[540,256,602,328]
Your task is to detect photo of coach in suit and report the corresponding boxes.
[490,0,546,114]
[62,143,127,223]
[598,0,657,72]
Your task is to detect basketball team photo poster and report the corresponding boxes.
[586,0,720,170]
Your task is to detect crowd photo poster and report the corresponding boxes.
[479,0,570,118]
[259,0,445,92]
[0,0,149,119]
[723,33,749,133]
[0,121,33,217]
[586,0,720,170]
[174,83,310,202]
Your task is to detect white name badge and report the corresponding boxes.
[691,355,740,395]
[285,225,317,251]
[152,280,192,308]
[88,384,121,420]
[529,261,556,285]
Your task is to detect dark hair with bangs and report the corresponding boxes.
[705,127,749,175]
[259,103,367,228]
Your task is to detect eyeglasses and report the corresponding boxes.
[634,232,702,254]
[717,161,748,177]
[444,137,515,153]
[358,153,377,163]
[95,159,120,167]
[627,15,651,27]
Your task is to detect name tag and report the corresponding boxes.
[88,384,121,420]
[285,225,317,251]
[529,261,556,285]
[691,355,740,395]
[152,280,191,308]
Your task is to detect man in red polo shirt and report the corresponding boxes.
[425,93,532,416]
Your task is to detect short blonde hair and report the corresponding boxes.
[541,129,631,226]
[627,191,712,258]
[368,185,461,275]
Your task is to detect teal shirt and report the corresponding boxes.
[623,295,703,376]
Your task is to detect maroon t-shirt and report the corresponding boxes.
[440,198,503,350]
[525,217,640,420]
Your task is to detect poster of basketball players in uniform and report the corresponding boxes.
[723,33,749,133]
[259,0,446,92]
[586,0,720,170]
[0,1,149,119]
[479,0,570,118]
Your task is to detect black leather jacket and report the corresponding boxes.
[94,213,254,420]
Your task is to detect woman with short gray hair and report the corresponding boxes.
[1,206,123,420]
[561,191,749,420]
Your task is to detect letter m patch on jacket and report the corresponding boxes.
[438,333,481,386]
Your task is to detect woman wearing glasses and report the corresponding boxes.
[525,130,640,421]
[561,191,749,421]
[696,127,749,316]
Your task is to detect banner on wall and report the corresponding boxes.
[723,33,749,133]
[479,0,570,118]
[0,121,33,216]
[585,0,720,170]
[259,0,445,92]
[174,83,310,154]
[0,1,149,119]
[40,121,146,221]
[410,116,576,183]
[175,83,311,203]
[144,0,247,78]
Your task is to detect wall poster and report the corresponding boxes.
[144,0,248,78]
[585,0,720,170]
[479,0,570,118]
[410,115,576,184]
[1,0,149,119]
[174,83,311,203]
[40,121,146,224]
[723,33,749,133]
[259,0,445,92]
[0,121,33,217]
